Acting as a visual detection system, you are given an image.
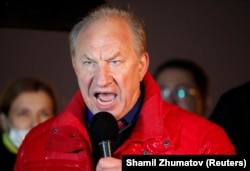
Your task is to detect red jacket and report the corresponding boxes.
[14,72,235,171]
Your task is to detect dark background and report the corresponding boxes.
[1,0,249,117]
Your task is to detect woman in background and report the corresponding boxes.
[0,77,58,171]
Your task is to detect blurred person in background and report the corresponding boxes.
[209,81,250,156]
[0,77,58,171]
[154,58,210,117]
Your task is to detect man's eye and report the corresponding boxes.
[110,60,121,66]
[84,61,93,64]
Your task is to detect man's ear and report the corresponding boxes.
[139,52,150,81]
[71,55,78,75]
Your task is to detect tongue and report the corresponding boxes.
[98,93,115,102]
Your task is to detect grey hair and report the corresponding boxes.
[69,4,146,57]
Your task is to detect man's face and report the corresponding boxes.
[156,68,203,115]
[72,17,148,120]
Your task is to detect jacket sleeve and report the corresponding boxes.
[200,122,236,155]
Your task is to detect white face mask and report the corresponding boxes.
[8,127,29,148]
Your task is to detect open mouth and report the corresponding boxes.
[95,93,116,105]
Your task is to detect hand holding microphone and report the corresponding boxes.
[89,111,119,164]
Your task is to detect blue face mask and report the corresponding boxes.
[1,113,29,148]
[8,127,29,148]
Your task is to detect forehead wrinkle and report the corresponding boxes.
[78,17,132,60]
[80,44,120,61]
[102,51,120,61]
[96,38,121,60]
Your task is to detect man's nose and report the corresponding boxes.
[95,64,112,87]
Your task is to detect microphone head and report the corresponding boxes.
[89,111,119,144]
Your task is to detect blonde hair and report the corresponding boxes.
[69,4,147,58]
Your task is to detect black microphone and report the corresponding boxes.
[89,111,119,164]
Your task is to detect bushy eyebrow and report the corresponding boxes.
[79,51,122,61]
[108,52,121,60]
[79,54,93,61]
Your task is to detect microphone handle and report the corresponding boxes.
[99,140,113,157]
